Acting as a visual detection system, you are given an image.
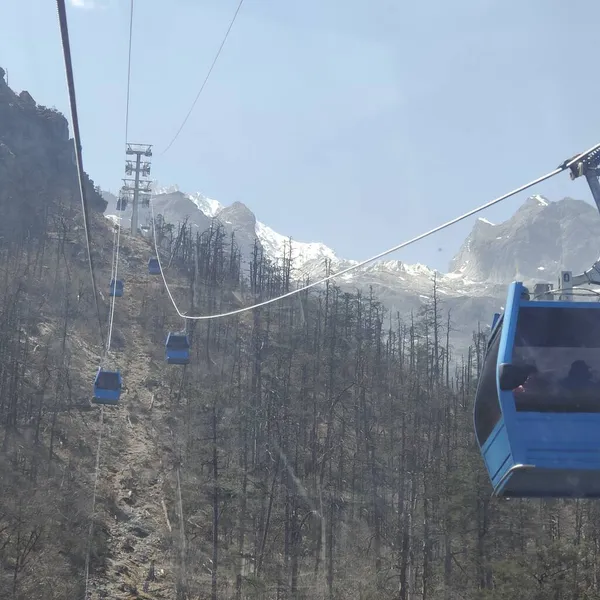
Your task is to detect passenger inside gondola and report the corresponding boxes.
[512,362,556,409]
[512,354,600,412]
[513,363,539,393]
[561,360,593,390]
[557,359,600,410]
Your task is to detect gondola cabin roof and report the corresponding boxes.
[474,281,600,499]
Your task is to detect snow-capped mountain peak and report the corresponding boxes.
[105,182,462,286]
[101,184,600,355]
[151,183,180,195]
[255,221,339,269]
[188,192,223,218]
[150,181,223,217]
[449,195,600,283]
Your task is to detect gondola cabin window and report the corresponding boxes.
[166,334,189,350]
[96,370,120,390]
[474,324,503,445]
[512,306,600,413]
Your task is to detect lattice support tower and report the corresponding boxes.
[123,143,153,236]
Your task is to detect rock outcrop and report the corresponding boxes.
[0,65,106,240]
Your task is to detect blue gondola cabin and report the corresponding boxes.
[109,278,124,297]
[148,257,161,275]
[165,332,190,365]
[474,281,600,498]
[93,368,122,405]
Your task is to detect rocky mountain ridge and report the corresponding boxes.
[104,185,599,293]
[450,194,600,284]
[103,185,600,349]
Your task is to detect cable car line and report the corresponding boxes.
[55,0,136,590]
[125,0,135,146]
[104,0,134,359]
[83,405,104,600]
[105,222,121,356]
[109,226,117,290]
[108,224,124,301]
[55,6,110,594]
[95,0,137,415]
[56,0,105,349]
[160,0,246,156]
[149,144,600,321]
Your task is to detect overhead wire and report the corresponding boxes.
[109,226,117,288]
[125,0,135,146]
[105,0,134,357]
[56,0,105,349]
[55,4,108,597]
[83,406,104,600]
[105,221,121,358]
[150,140,600,322]
[105,213,119,361]
[89,1,135,594]
[160,0,245,156]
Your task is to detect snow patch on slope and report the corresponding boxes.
[532,194,549,206]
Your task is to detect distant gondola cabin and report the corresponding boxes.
[165,332,190,365]
[93,368,122,405]
[148,257,161,275]
[109,279,124,297]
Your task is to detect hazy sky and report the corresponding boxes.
[1,0,599,272]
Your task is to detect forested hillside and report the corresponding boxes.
[1,201,599,599]
[2,73,600,600]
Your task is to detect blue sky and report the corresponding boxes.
[1,0,599,272]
